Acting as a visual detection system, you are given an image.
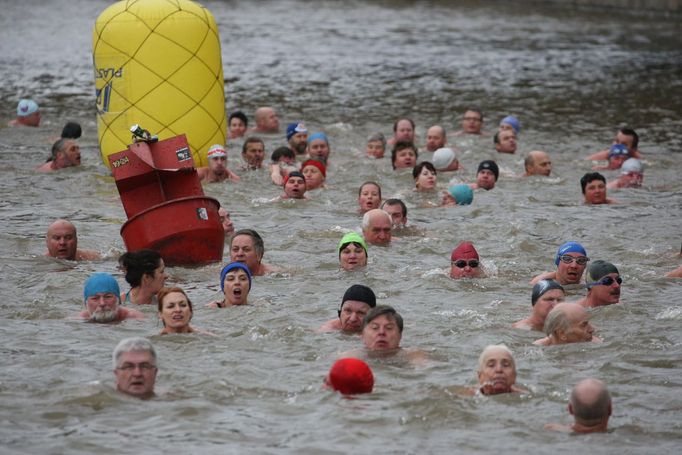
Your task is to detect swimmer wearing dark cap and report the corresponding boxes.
[513,280,566,331]
[575,260,622,308]
[317,284,376,333]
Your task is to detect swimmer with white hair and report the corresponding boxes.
[459,345,527,396]
[534,303,602,346]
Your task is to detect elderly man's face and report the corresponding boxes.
[564,308,595,343]
[362,314,402,351]
[339,301,372,333]
[477,349,516,395]
[46,222,78,260]
[86,292,120,323]
[363,213,391,246]
[114,350,157,398]
[242,142,265,169]
[529,152,552,176]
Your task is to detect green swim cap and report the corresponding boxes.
[338,232,368,257]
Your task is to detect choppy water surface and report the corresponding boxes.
[1,0,681,453]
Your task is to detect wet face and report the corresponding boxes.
[230,235,261,272]
[425,127,446,152]
[362,314,402,351]
[339,300,372,332]
[242,142,265,169]
[532,289,565,321]
[339,243,367,271]
[476,169,496,190]
[622,171,643,187]
[477,349,516,395]
[496,130,517,154]
[556,253,588,284]
[564,308,595,343]
[218,208,234,236]
[450,258,481,279]
[289,132,308,155]
[462,110,483,134]
[358,184,381,213]
[46,221,77,259]
[57,140,81,167]
[284,176,306,198]
[589,273,621,305]
[146,259,168,293]
[301,165,324,190]
[363,213,391,246]
[393,148,417,169]
[114,350,157,398]
[382,203,406,228]
[259,108,279,132]
[159,291,192,331]
[415,166,437,191]
[608,154,628,169]
[529,152,552,176]
[228,117,246,138]
[223,269,251,305]
[394,120,414,143]
[307,139,330,163]
[584,179,607,204]
[86,292,119,323]
[366,140,385,158]
[208,156,227,175]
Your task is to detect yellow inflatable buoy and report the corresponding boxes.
[93,0,225,168]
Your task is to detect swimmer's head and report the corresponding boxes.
[477,160,499,181]
[451,241,479,261]
[337,232,368,257]
[207,144,227,159]
[220,262,252,292]
[621,158,643,175]
[432,147,457,171]
[531,279,565,306]
[499,115,520,134]
[447,184,474,205]
[555,241,587,266]
[286,122,307,141]
[586,260,619,285]
[341,284,376,311]
[17,99,39,117]
[83,272,120,304]
[608,144,629,159]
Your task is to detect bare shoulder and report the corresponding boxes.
[530,270,555,285]
[317,319,341,333]
[77,249,102,260]
[544,422,573,432]
[120,307,145,320]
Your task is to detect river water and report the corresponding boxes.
[1,0,681,453]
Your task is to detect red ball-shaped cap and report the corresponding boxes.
[328,358,374,395]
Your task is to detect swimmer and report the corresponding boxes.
[112,337,157,399]
[391,141,418,170]
[453,108,485,136]
[513,280,566,331]
[218,207,235,239]
[45,219,101,261]
[449,241,483,279]
[318,284,376,333]
[9,99,40,127]
[358,181,382,214]
[470,160,499,190]
[499,115,520,135]
[441,184,474,206]
[425,125,447,152]
[301,159,326,190]
[229,229,273,276]
[61,121,82,139]
[545,379,612,433]
[362,209,392,246]
[494,129,517,154]
[241,137,265,170]
[607,158,644,189]
[581,172,616,204]
[306,132,331,165]
[592,144,629,170]
[78,273,144,323]
[286,122,308,155]
[523,151,552,177]
[157,286,203,335]
[533,303,602,346]
[207,262,252,307]
[324,358,374,395]
[358,305,427,365]
[269,146,297,186]
[530,241,589,286]
[197,144,241,183]
[337,232,368,271]
[413,161,437,192]
[228,111,248,139]
[36,138,81,172]
[250,106,279,133]
[431,147,460,172]
[380,198,408,228]
[585,127,642,161]
[388,118,416,146]
[366,132,386,159]
[576,260,622,308]
[118,250,168,305]
[280,171,308,199]
[463,344,526,396]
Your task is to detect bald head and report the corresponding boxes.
[543,302,594,343]
[426,125,447,152]
[569,378,612,428]
[254,107,279,133]
[524,151,552,176]
[46,219,78,260]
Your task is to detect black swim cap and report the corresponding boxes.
[61,121,82,139]
[477,160,499,180]
[341,284,376,310]
[531,279,564,306]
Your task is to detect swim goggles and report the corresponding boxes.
[559,255,589,265]
[452,259,479,268]
[592,276,623,287]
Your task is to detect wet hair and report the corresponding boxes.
[271,146,295,163]
[157,286,193,316]
[412,161,437,180]
[543,306,571,337]
[570,381,612,425]
[381,198,407,218]
[493,131,500,144]
[230,229,265,259]
[580,172,606,194]
[61,122,82,139]
[229,111,248,128]
[242,137,264,154]
[524,153,537,172]
[391,141,418,169]
[620,127,638,149]
[112,337,156,369]
[119,249,163,287]
[392,117,415,133]
[50,138,70,160]
[362,305,403,332]
[477,344,515,373]
[358,181,382,198]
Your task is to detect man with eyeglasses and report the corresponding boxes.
[453,109,485,136]
[577,260,622,308]
[113,337,158,399]
[531,241,589,286]
[78,273,144,323]
[450,241,483,279]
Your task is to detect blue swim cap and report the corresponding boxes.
[554,241,587,266]
[220,262,252,292]
[608,143,629,158]
[83,273,120,303]
[500,115,520,134]
[286,122,307,141]
[448,184,474,205]
[17,99,39,117]
[308,132,328,144]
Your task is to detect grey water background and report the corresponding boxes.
[1,0,681,453]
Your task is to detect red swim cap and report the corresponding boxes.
[328,358,374,395]
[451,241,479,261]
